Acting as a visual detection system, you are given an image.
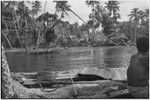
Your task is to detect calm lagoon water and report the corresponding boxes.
[6,46,137,73]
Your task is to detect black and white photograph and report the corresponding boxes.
[1,0,149,99]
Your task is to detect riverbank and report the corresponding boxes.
[5,46,136,53]
[5,47,65,54]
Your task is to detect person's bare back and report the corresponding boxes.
[127,53,149,87]
[127,36,149,98]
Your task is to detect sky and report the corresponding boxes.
[39,0,149,25]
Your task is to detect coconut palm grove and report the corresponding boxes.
[1,0,149,99]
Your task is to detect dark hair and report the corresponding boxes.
[136,36,149,53]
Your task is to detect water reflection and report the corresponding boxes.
[6,47,136,72]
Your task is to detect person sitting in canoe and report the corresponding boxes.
[127,36,149,98]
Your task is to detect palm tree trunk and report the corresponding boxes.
[12,12,21,47]
[14,11,21,30]
[2,17,9,31]
[134,20,138,44]
[113,10,116,22]
[36,1,47,48]
[69,8,87,24]
[24,16,29,53]
[2,46,14,98]
[36,26,42,47]
[2,31,13,49]
[36,28,41,47]
[36,21,46,47]
[134,26,137,44]
[2,18,13,48]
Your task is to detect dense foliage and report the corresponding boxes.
[1,1,149,49]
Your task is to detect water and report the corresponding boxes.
[6,47,137,73]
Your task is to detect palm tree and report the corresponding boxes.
[54,1,70,19]
[37,12,57,26]
[128,8,140,24]
[105,1,113,16]
[86,0,99,11]
[138,9,149,36]
[53,1,87,45]
[13,1,41,49]
[86,0,100,24]
[140,9,149,23]
[15,1,33,49]
[139,10,145,22]
[105,1,120,22]
[2,1,36,48]
[138,10,146,36]
[54,1,87,23]
[95,4,106,15]
[36,12,58,46]
[128,8,140,43]
[1,4,13,49]
[35,1,70,47]
[86,0,100,43]
[30,1,42,18]
[94,4,108,27]
[2,1,22,47]
[112,1,120,22]
[53,1,116,45]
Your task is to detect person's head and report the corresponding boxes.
[136,36,149,53]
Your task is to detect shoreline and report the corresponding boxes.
[5,46,135,53]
